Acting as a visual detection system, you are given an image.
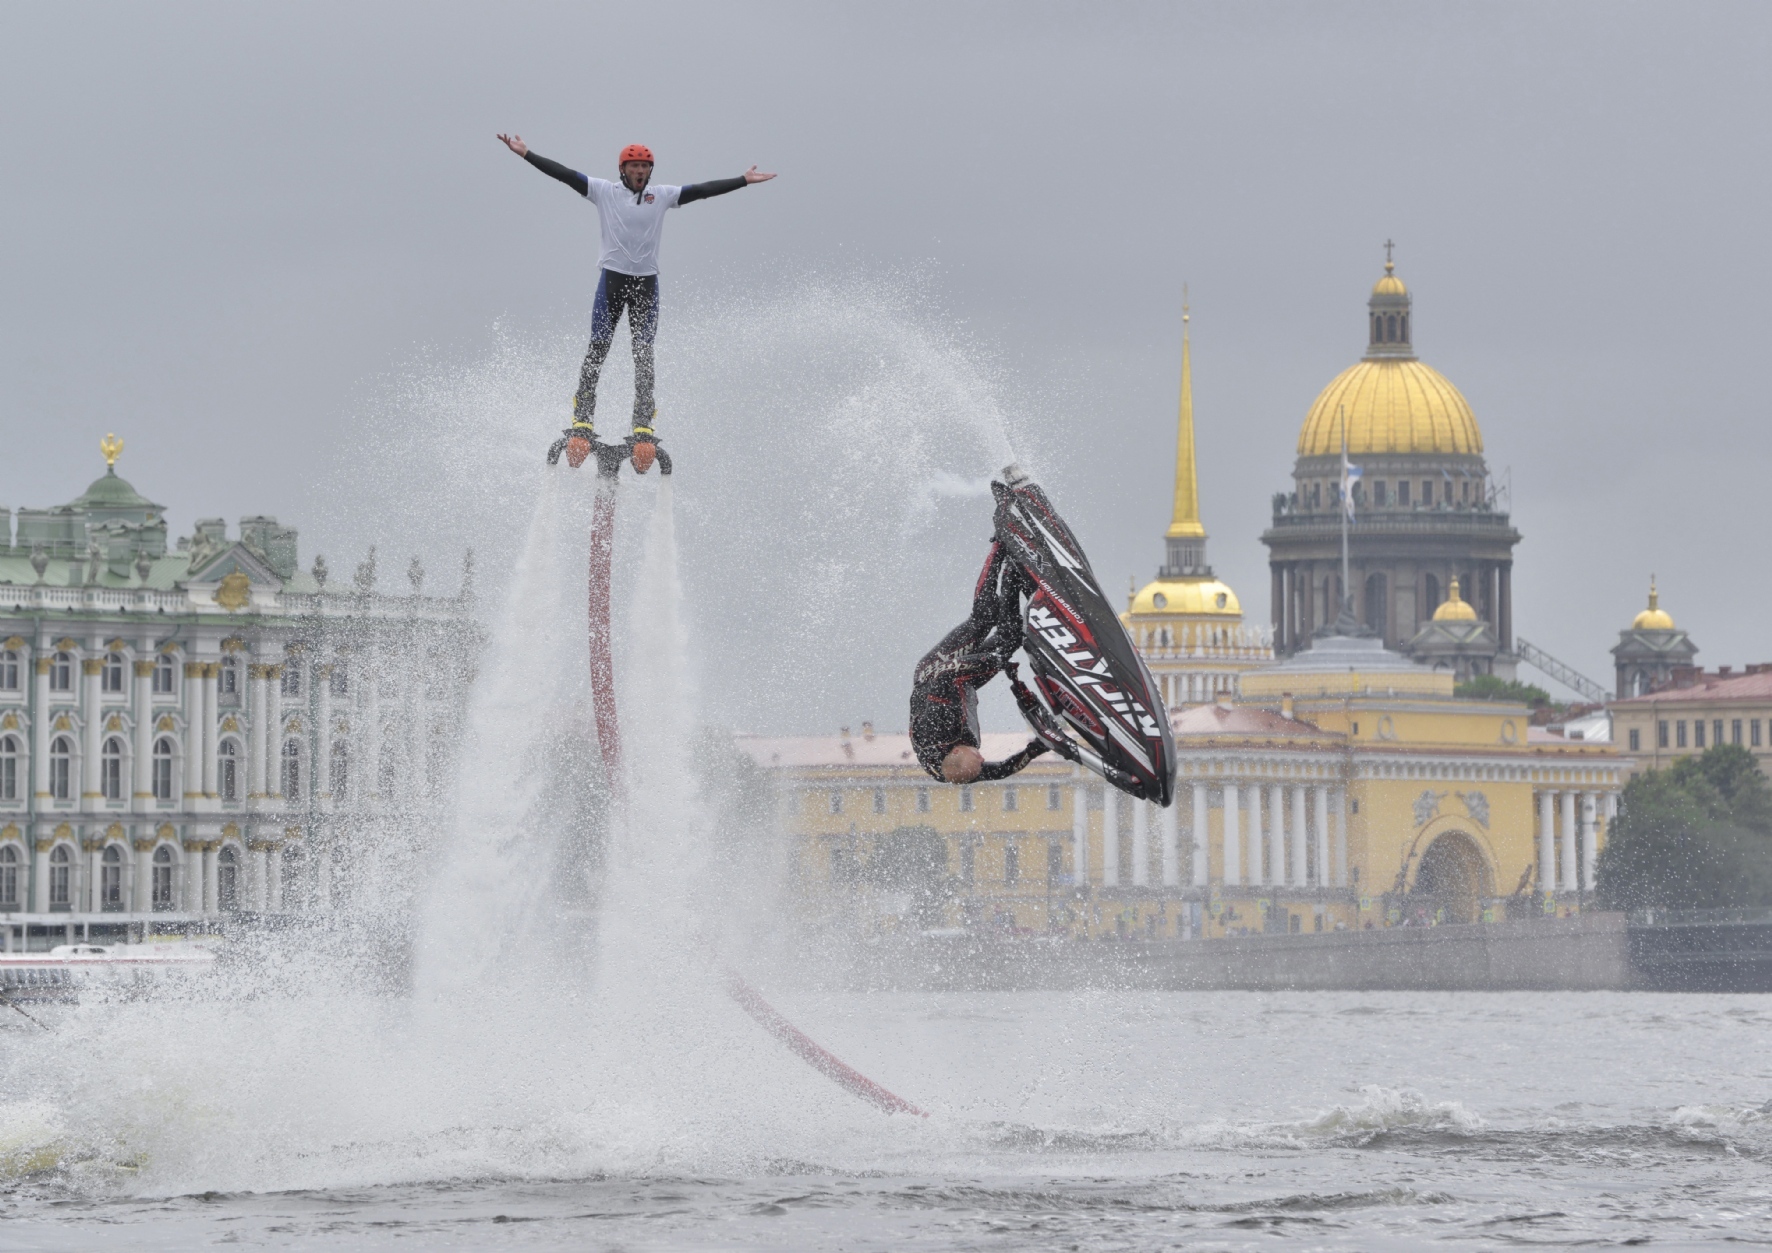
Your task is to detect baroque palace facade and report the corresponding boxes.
[0,439,475,944]
[755,265,1623,939]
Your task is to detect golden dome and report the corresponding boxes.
[1432,577,1478,622]
[1372,261,1407,296]
[1297,358,1483,457]
[1631,577,1675,630]
[1127,576,1241,618]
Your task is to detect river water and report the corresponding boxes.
[2,987,1769,1250]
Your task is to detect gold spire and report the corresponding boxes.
[1632,574,1675,630]
[100,433,124,468]
[1166,293,1205,540]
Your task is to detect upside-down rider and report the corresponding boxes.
[910,541,1052,785]
[498,132,777,472]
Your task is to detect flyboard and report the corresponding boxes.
[992,465,1177,806]
[548,431,926,1118]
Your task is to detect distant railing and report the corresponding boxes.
[1629,907,1772,927]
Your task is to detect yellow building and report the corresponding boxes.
[1123,304,1274,708]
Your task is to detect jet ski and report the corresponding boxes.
[992,465,1176,806]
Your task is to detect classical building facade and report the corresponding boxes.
[1610,666,1772,778]
[1122,306,1274,707]
[1611,579,1699,698]
[0,440,476,944]
[1261,259,1520,671]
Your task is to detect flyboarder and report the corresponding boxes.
[498,133,776,472]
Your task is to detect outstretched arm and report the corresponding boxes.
[498,133,589,197]
[678,165,778,205]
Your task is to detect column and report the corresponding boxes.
[1248,784,1265,885]
[202,843,218,915]
[183,661,203,802]
[1333,787,1348,887]
[86,839,101,913]
[1313,786,1330,888]
[31,835,49,912]
[1102,787,1119,886]
[410,686,427,804]
[1581,792,1599,892]
[264,663,284,800]
[1271,566,1286,652]
[81,656,103,810]
[200,664,219,799]
[133,837,154,912]
[1160,790,1179,887]
[1191,781,1209,887]
[315,666,333,806]
[363,675,381,804]
[1131,800,1149,887]
[1559,790,1578,894]
[1290,785,1308,887]
[32,654,50,801]
[1221,781,1241,885]
[1538,790,1557,893]
[1499,564,1513,652]
[132,659,155,810]
[1071,773,1088,887]
[266,843,283,912]
[1267,783,1285,888]
[247,664,268,799]
[257,845,273,911]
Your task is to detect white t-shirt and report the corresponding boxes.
[584,177,683,276]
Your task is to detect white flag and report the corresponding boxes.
[1341,450,1362,520]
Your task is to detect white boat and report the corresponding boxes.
[0,943,218,1000]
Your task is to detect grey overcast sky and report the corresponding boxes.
[3,2,1768,732]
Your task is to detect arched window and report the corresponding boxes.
[49,652,73,693]
[281,663,303,698]
[218,656,239,697]
[0,734,17,801]
[48,845,72,910]
[218,740,240,801]
[1424,573,1441,616]
[153,737,176,801]
[281,739,303,798]
[0,650,18,692]
[329,665,349,698]
[101,736,126,801]
[151,845,175,910]
[0,845,19,909]
[1364,572,1389,641]
[49,735,73,801]
[1401,314,1409,342]
[153,653,177,695]
[330,742,349,802]
[100,845,123,911]
[1385,313,1397,342]
[217,846,239,912]
[101,651,126,694]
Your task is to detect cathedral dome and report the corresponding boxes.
[1631,578,1675,630]
[1128,577,1241,618]
[1432,577,1479,622]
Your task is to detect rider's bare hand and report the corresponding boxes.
[498,133,528,158]
[743,165,776,184]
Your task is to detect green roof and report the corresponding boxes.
[71,468,161,512]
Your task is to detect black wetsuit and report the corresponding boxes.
[522,149,749,430]
[909,543,1049,783]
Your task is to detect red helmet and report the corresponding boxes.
[618,144,654,165]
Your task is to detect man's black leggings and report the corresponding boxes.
[575,269,660,429]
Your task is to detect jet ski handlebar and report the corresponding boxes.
[545,431,673,478]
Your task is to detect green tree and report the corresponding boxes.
[1455,676,1555,707]
[1596,745,1772,909]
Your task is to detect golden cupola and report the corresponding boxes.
[1432,577,1479,622]
[1631,577,1676,631]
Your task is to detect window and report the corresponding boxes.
[1755,721,1764,749]
[959,786,974,813]
[1677,721,1688,748]
[1733,720,1743,746]
[1714,720,1725,747]
[49,735,73,800]
[1422,479,1434,506]
[1004,842,1020,885]
[1048,785,1062,811]
[1659,720,1670,748]
[0,735,16,801]
[218,847,238,912]
[1003,786,1018,813]
[153,737,175,801]
[1629,728,1641,752]
[48,845,71,910]
[101,652,125,694]
[218,740,239,801]
[330,742,349,801]
[329,666,349,698]
[281,739,302,798]
[960,840,975,885]
[1373,480,1388,507]
[916,787,930,813]
[100,845,122,912]
[49,652,73,693]
[1047,841,1063,883]
[0,845,16,908]
[218,657,239,697]
[1694,721,1705,748]
[1423,573,1440,616]
[152,845,174,910]
[872,788,886,815]
[281,664,303,697]
[153,653,177,695]
[1397,480,1410,507]
[827,790,842,815]
[101,736,125,801]
[0,650,17,691]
